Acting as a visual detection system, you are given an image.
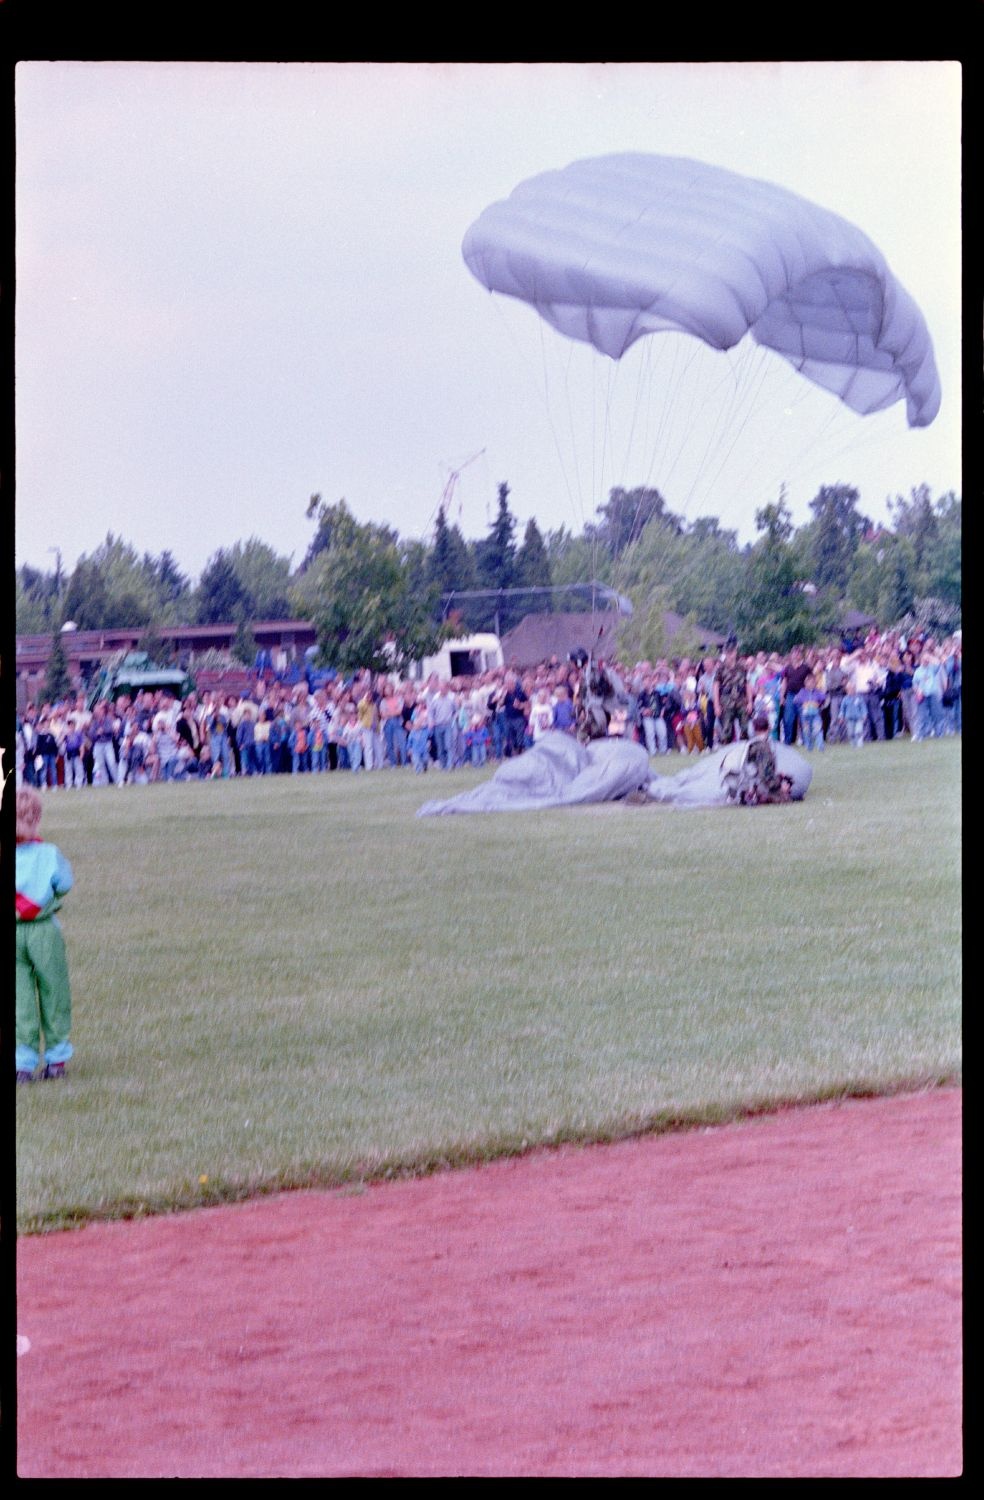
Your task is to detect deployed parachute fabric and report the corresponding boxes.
[645,741,812,809]
[463,155,940,428]
[416,731,651,816]
[415,733,811,817]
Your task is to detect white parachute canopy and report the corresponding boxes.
[462,154,940,429]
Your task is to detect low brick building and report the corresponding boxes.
[15,620,318,708]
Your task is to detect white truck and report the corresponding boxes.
[411,633,503,683]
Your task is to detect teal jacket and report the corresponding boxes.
[15,840,73,922]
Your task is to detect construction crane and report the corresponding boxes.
[437,448,485,528]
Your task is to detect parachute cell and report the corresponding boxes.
[462,154,940,427]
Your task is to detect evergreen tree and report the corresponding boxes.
[62,557,110,630]
[16,567,59,634]
[922,492,961,605]
[514,517,553,614]
[735,495,816,652]
[805,483,869,593]
[196,551,250,624]
[473,482,518,632]
[876,538,917,625]
[427,505,477,617]
[43,630,73,702]
[888,483,940,574]
[141,549,190,613]
[231,617,259,667]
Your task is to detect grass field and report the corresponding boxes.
[16,738,961,1234]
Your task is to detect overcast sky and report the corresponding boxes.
[15,60,961,585]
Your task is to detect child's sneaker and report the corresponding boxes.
[41,1062,66,1080]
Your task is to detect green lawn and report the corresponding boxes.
[16,738,961,1233]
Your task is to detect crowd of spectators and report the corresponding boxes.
[14,626,961,791]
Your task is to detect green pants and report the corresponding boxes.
[16,918,73,1072]
[718,702,749,746]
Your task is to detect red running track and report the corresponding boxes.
[16,1089,961,1477]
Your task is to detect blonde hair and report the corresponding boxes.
[16,787,43,843]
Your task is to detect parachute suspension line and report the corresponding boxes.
[672,341,782,520]
[548,317,590,535]
[702,351,900,521]
[654,339,739,512]
[489,292,592,544]
[771,399,901,493]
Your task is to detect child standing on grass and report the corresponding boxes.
[838,682,868,747]
[793,672,826,751]
[15,788,75,1083]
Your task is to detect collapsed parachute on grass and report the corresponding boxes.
[462,154,940,427]
[416,732,812,816]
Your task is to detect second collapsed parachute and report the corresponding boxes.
[462,154,940,429]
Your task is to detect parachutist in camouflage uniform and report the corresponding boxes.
[713,639,752,746]
[724,713,793,805]
[570,649,627,744]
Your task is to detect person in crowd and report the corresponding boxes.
[224,695,244,776]
[342,706,364,770]
[426,680,456,770]
[679,674,705,753]
[529,687,554,741]
[408,702,431,774]
[941,637,961,735]
[89,701,122,787]
[236,707,257,775]
[912,649,947,740]
[63,715,88,789]
[205,697,234,778]
[697,657,718,751]
[380,681,407,767]
[714,640,751,746]
[838,681,868,746]
[899,649,918,738]
[821,651,847,743]
[153,711,179,781]
[882,651,906,740]
[175,694,204,769]
[466,713,490,766]
[551,682,577,737]
[850,647,886,743]
[309,708,328,773]
[793,672,826,751]
[19,707,39,788]
[355,685,378,771]
[290,713,311,774]
[34,716,60,790]
[501,671,529,758]
[120,717,150,783]
[780,644,811,746]
[269,707,291,773]
[253,708,273,775]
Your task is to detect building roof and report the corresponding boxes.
[500,609,727,668]
[500,612,622,668]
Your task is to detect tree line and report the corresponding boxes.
[18,480,961,680]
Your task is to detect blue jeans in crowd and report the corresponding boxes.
[384,717,408,766]
[432,722,453,769]
[915,694,946,740]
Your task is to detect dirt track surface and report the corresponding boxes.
[17,1089,961,1478]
